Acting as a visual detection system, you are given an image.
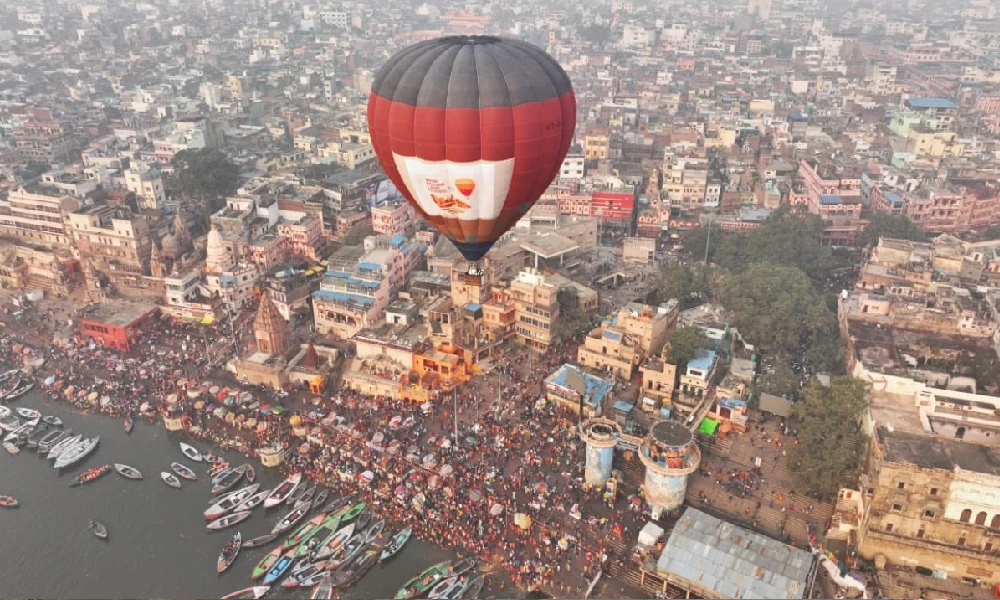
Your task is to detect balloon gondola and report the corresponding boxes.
[367,36,577,272]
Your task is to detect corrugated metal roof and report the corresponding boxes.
[656,508,813,599]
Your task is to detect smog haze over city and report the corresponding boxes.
[0,0,999,598]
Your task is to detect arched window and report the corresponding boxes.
[991,515,1000,530]
[977,512,989,526]
[956,426,966,439]
[961,509,972,523]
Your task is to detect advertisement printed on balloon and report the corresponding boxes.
[392,155,515,222]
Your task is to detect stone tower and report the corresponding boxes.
[205,226,234,273]
[254,294,288,356]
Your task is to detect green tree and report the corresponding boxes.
[664,326,709,366]
[720,263,842,372]
[681,223,723,263]
[556,287,592,340]
[755,362,802,402]
[716,209,835,281]
[647,260,708,308]
[171,149,240,209]
[858,213,927,247]
[787,377,869,495]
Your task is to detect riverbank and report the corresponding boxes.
[2,311,643,599]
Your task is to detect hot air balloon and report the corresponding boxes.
[367,35,576,269]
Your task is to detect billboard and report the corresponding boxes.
[365,178,403,209]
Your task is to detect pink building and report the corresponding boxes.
[371,201,417,237]
[277,214,323,261]
[248,235,290,270]
[976,96,1000,115]
[797,159,864,245]
[542,187,593,216]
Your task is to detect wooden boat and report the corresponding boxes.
[209,461,231,477]
[0,415,18,432]
[206,510,252,532]
[340,502,366,523]
[26,425,49,448]
[211,467,245,494]
[460,576,485,599]
[0,494,18,508]
[326,534,367,572]
[293,512,343,557]
[285,513,328,551]
[36,428,65,452]
[15,407,40,419]
[210,482,260,506]
[170,461,197,481]
[313,487,329,507]
[0,406,9,419]
[262,551,296,585]
[299,484,317,505]
[161,472,182,488]
[41,415,62,427]
[364,519,385,545]
[179,442,203,462]
[263,472,302,508]
[314,522,355,560]
[428,576,466,600]
[70,464,111,487]
[242,533,278,549]
[232,489,270,513]
[47,433,81,459]
[124,417,134,435]
[450,557,477,576]
[245,464,256,484]
[114,463,143,480]
[3,441,18,455]
[5,381,34,401]
[353,510,371,533]
[310,574,335,600]
[205,452,225,464]
[217,532,242,573]
[252,546,284,580]
[53,436,100,469]
[4,422,33,444]
[89,520,108,540]
[321,496,351,514]
[0,369,20,384]
[205,484,261,519]
[394,561,452,600]
[380,527,412,561]
[271,499,313,535]
[211,466,234,485]
[284,558,329,588]
[286,481,308,505]
[331,548,378,588]
[221,586,270,600]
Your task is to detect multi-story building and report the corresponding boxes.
[858,426,1000,587]
[66,204,153,290]
[510,268,560,352]
[639,356,678,411]
[124,164,166,210]
[13,120,79,163]
[371,201,417,237]
[481,285,516,343]
[797,158,864,245]
[578,325,643,379]
[0,186,81,247]
[276,214,323,261]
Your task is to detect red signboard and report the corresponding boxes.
[590,192,634,222]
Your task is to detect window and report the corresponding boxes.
[892,503,903,512]
[986,542,994,552]
[929,487,938,496]
[961,509,972,523]
[992,515,1000,530]
[958,534,967,546]
[917,528,925,539]
[956,426,966,439]
[976,512,988,526]
[923,509,936,519]
[897,482,906,489]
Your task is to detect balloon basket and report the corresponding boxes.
[467,262,484,277]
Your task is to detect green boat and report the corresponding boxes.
[395,560,451,600]
[251,546,283,580]
[281,512,328,551]
[293,512,343,558]
[340,502,366,523]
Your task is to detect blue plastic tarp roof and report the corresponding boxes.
[312,290,374,306]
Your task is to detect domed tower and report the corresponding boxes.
[639,421,701,513]
[254,294,287,356]
[205,226,234,273]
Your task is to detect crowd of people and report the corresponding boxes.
[1,308,648,598]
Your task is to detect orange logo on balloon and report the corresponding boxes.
[455,179,476,197]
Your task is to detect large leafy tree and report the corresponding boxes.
[716,209,835,281]
[681,223,723,263]
[787,377,869,495]
[755,362,802,402]
[664,326,709,366]
[858,213,927,247]
[720,263,842,372]
[171,149,240,209]
[647,260,709,308]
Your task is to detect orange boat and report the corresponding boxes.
[70,464,111,488]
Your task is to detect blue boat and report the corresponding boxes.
[263,552,296,585]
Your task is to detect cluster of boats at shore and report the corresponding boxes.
[0,369,34,403]
[0,404,99,471]
[168,441,486,600]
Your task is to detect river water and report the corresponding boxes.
[0,390,454,599]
